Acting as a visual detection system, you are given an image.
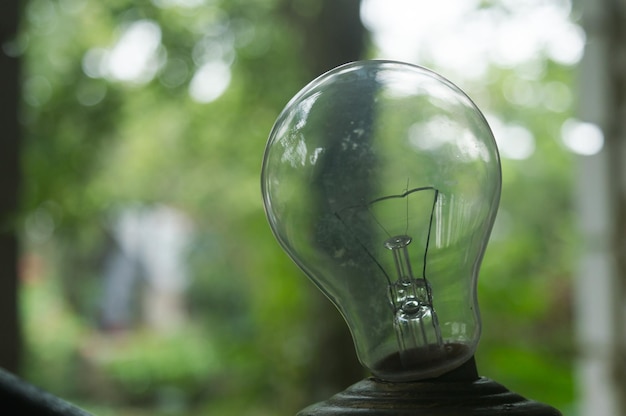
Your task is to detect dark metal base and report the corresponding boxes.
[0,367,92,415]
[297,376,562,416]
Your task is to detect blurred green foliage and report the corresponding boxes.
[17,0,578,414]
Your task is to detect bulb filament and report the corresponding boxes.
[335,185,444,368]
[384,233,443,363]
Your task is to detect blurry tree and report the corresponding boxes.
[360,0,580,411]
[16,0,582,414]
[18,0,366,413]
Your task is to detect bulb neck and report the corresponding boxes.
[423,355,478,382]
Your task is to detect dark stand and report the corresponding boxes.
[298,357,562,416]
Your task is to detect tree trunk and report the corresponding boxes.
[284,0,368,401]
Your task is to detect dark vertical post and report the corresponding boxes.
[0,0,22,373]
[296,0,366,77]
[285,0,368,400]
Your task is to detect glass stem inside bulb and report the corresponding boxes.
[385,235,443,365]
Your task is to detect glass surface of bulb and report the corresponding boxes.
[262,60,501,381]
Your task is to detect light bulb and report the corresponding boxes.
[262,60,501,382]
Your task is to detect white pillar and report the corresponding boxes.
[575,0,626,414]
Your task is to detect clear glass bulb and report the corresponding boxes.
[261,60,501,382]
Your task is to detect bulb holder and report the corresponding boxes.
[298,358,562,416]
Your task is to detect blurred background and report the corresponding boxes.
[1,0,625,415]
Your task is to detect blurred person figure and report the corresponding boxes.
[99,204,193,332]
